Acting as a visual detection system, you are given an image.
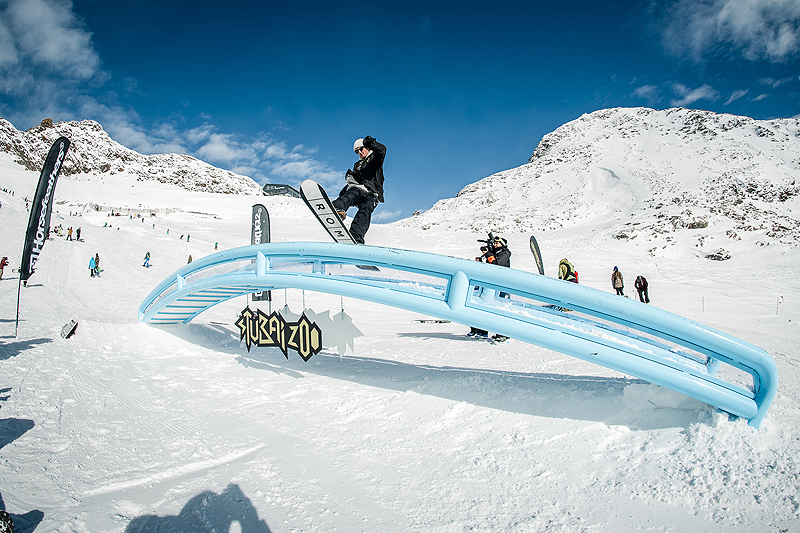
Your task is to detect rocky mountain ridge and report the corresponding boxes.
[398,107,800,255]
[0,117,263,195]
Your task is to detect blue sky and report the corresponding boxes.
[1,0,799,221]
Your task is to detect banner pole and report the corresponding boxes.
[15,276,22,338]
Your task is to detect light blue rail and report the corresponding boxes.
[138,242,778,428]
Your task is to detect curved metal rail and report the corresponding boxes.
[138,242,778,428]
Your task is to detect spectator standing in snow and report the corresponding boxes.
[188,255,192,264]
[94,254,101,277]
[89,255,96,277]
[468,235,512,342]
[635,275,650,303]
[611,266,624,296]
[67,227,73,241]
[558,258,578,283]
[331,136,386,244]
[143,252,150,267]
[76,227,81,241]
[0,256,8,279]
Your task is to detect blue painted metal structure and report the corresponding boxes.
[138,242,778,428]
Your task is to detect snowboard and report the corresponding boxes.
[300,180,356,244]
[61,319,78,339]
[300,180,379,271]
[529,235,545,275]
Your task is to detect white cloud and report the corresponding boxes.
[0,0,102,86]
[752,93,770,101]
[372,209,404,223]
[758,76,794,87]
[669,83,720,106]
[724,89,749,105]
[661,0,800,62]
[0,0,341,189]
[633,84,661,105]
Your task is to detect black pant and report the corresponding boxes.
[637,289,650,303]
[332,187,378,244]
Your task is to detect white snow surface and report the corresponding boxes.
[2,108,800,532]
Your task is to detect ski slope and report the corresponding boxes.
[1,153,800,532]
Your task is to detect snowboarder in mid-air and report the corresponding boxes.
[331,136,386,244]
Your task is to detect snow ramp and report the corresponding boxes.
[138,242,777,428]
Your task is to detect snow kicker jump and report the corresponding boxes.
[138,242,778,428]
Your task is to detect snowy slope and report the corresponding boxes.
[1,110,800,533]
[399,107,800,260]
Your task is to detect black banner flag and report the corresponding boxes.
[20,137,70,281]
[251,204,271,301]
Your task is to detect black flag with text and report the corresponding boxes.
[20,137,70,281]
[251,203,271,301]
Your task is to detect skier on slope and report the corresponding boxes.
[89,255,96,277]
[331,136,386,244]
[143,252,150,267]
[0,256,8,280]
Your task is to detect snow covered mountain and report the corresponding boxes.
[0,117,263,195]
[400,107,800,256]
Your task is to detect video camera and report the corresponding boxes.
[477,232,495,253]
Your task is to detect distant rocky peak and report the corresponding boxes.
[0,117,263,195]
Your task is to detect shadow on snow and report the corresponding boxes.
[125,484,271,533]
[165,323,704,431]
[0,337,51,360]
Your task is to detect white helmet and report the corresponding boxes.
[353,138,364,152]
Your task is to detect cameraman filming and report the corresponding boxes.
[468,234,512,342]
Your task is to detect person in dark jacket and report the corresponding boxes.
[635,275,650,303]
[468,235,512,342]
[332,136,386,244]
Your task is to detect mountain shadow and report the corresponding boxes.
[125,484,271,533]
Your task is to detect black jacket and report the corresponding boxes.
[342,136,386,202]
[493,246,511,268]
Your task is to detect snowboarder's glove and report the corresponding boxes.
[363,136,375,147]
